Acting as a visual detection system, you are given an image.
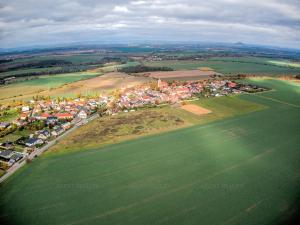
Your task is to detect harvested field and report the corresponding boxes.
[144,69,221,80]
[181,104,212,115]
[53,72,151,95]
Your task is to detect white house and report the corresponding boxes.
[22,106,30,112]
[78,110,87,119]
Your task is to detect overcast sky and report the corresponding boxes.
[0,0,300,49]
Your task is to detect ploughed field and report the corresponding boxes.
[0,79,300,225]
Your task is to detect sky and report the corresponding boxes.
[0,0,300,49]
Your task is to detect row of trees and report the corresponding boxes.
[120,65,173,73]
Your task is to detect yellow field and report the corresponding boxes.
[0,72,152,104]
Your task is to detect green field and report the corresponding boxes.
[48,96,266,155]
[0,79,300,225]
[0,71,101,103]
[143,57,300,75]
[14,72,99,88]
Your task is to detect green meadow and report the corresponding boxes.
[0,79,300,225]
[143,57,300,75]
[15,72,99,88]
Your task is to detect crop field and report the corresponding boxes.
[48,96,264,154]
[143,69,221,80]
[0,79,300,225]
[0,62,141,104]
[0,71,100,103]
[143,57,300,75]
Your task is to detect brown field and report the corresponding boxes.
[144,69,222,80]
[0,72,152,104]
[181,104,212,115]
[48,108,189,154]
[44,72,152,96]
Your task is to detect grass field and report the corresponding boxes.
[0,108,19,122]
[48,96,265,154]
[143,57,300,75]
[0,79,299,225]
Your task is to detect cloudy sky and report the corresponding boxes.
[0,0,300,49]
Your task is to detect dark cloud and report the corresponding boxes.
[0,0,299,48]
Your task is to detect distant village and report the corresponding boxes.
[0,78,267,171]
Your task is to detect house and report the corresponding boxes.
[0,122,10,129]
[0,149,14,160]
[8,152,23,166]
[22,106,30,112]
[36,113,51,120]
[38,130,51,140]
[20,113,28,120]
[46,116,58,125]
[55,113,74,120]
[25,138,44,147]
[0,149,23,166]
[227,82,237,88]
[78,110,87,119]
[0,149,22,166]
[0,141,14,150]
[61,122,71,130]
[51,126,64,136]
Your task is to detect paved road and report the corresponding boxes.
[0,114,99,184]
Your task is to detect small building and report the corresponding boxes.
[78,110,87,119]
[55,113,74,120]
[46,116,58,125]
[61,122,71,130]
[51,126,64,136]
[0,141,14,150]
[0,149,14,160]
[0,122,10,129]
[0,149,23,167]
[25,138,44,147]
[36,113,51,120]
[20,113,28,120]
[9,153,23,166]
[22,106,30,112]
[38,130,51,140]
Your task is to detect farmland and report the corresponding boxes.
[0,62,141,104]
[1,79,299,225]
[143,57,300,75]
[0,71,100,103]
[48,96,265,154]
[141,69,221,80]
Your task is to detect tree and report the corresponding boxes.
[150,81,159,91]
[113,89,121,99]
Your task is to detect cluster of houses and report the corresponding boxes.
[98,79,259,114]
[0,98,100,169]
[0,78,266,171]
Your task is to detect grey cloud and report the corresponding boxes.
[0,0,299,48]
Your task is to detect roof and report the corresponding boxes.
[55,113,74,118]
[0,122,10,127]
[40,113,51,118]
[0,149,14,159]
[10,153,23,161]
[26,138,39,144]
[40,130,50,135]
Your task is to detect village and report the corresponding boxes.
[0,78,267,173]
